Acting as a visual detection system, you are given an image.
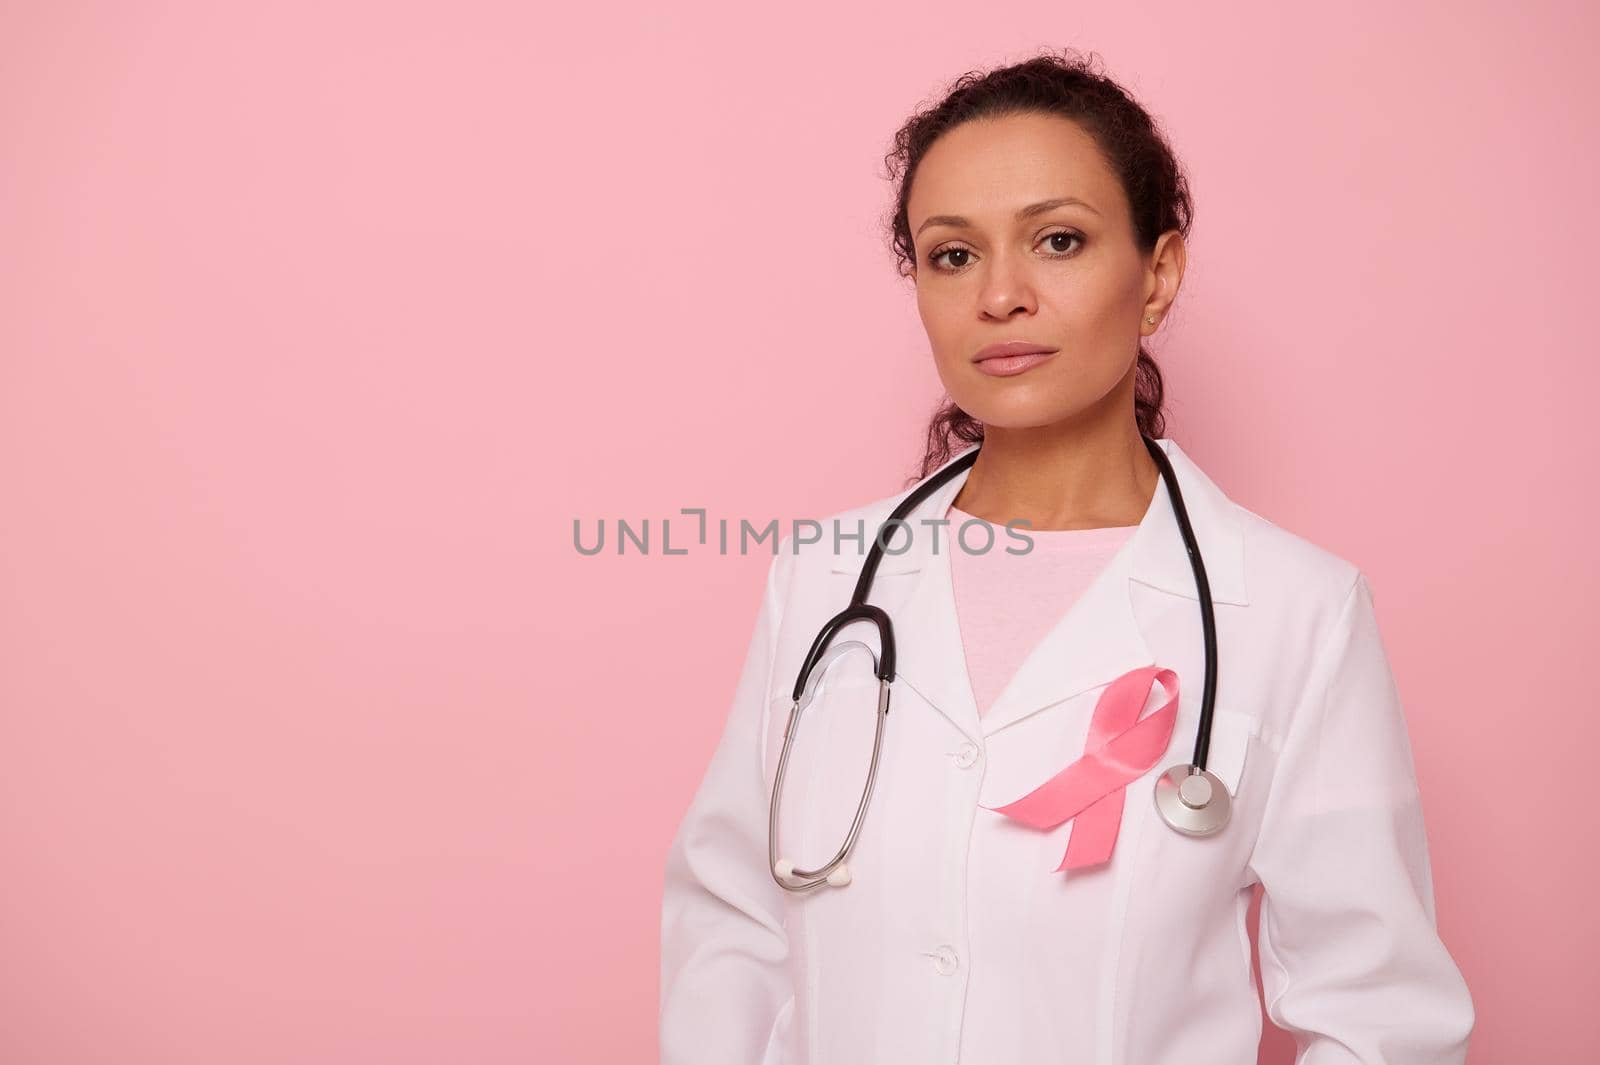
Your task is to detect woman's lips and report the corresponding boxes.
[974,350,1058,377]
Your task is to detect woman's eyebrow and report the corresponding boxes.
[915,196,1100,237]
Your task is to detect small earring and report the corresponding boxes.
[1145,315,1156,324]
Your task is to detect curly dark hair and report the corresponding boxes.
[881,48,1193,481]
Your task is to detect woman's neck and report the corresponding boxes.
[948,419,1161,532]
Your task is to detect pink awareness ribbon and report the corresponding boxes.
[979,665,1179,873]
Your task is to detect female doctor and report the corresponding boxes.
[659,51,1474,1065]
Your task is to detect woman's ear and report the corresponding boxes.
[1140,229,1186,330]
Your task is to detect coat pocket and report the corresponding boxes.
[1196,707,1254,799]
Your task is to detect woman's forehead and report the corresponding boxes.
[908,115,1122,228]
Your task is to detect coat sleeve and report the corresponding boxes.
[1246,571,1475,1063]
[659,549,795,1064]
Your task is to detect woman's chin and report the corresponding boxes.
[951,400,1078,431]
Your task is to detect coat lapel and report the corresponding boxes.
[828,437,1250,747]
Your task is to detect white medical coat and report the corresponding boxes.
[659,437,1474,1064]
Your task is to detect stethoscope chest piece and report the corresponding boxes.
[1153,763,1232,837]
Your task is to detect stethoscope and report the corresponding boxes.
[770,434,1230,892]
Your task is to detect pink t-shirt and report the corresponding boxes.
[946,504,1138,719]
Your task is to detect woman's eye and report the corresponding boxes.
[1042,230,1083,255]
[929,246,972,271]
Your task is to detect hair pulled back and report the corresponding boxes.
[881,48,1193,480]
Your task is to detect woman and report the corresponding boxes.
[659,51,1474,1065]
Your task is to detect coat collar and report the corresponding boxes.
[827,437,1249,742]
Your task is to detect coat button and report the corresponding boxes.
[953,742,980,769]
[928,945,959,975]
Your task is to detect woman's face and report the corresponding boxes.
[906,112,1183,431]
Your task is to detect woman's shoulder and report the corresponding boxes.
[1229,501,1368,643]
[771,480,928,577]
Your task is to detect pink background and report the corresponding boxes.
[2,2,1595,1061]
